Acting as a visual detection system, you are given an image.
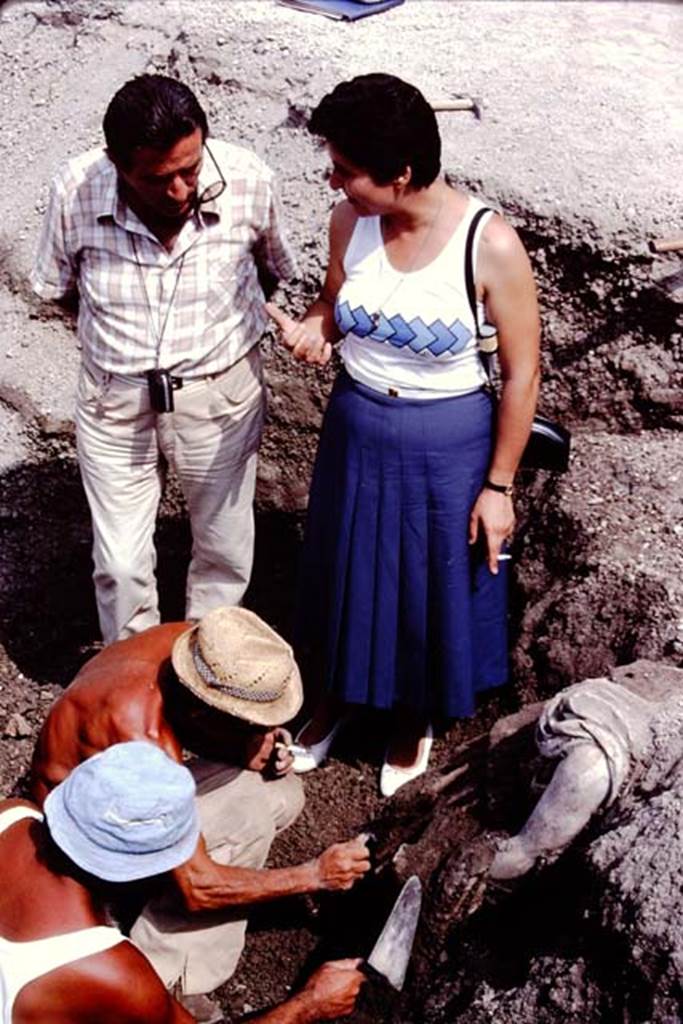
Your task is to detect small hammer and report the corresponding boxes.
[431,97,482,120]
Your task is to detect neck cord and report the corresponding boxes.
[131,234,186,369]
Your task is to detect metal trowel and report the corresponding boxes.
[361,875,422,991]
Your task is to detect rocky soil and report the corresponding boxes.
[0,1,682,1021]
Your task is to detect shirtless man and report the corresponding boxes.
[31,607,370,1022]
[1,741,364,1024]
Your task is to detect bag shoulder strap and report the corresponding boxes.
[464,205,497,382]
[464,205,494,340]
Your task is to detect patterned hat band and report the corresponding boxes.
[191,635,287,704]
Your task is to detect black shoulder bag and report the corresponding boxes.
[465,207,570,473]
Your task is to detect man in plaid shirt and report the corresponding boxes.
[32,74,296,644]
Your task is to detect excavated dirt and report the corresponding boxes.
[1,1,682,1021]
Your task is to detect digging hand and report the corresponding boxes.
[314,834,371,891]
[300,959,365,1020]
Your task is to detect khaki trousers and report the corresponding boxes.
[130,761,305,996]
[75,347,265,644]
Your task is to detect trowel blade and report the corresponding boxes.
[365,875,422,991]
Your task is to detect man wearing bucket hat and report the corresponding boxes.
[0,741,365,1023]
[31,606,370,1022]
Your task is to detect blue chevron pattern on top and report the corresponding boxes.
[350,305,375,337]
[402,316,432,352]
[372,311,396,342]
[336,300,368,336]
[388,313,416,348]
[335,299,473,357]
[429,318,458,356]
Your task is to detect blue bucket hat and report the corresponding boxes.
[44,741,200,883]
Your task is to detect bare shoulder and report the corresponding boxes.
[330,197,358,231]
[323,200,358,299]
[329,199,359,253]
[477,211,535,297]
[479,211,528,264]
[97,945,179,1023]
[45,941,181,1023]
[0,797,38,811]
[0,797,39,816]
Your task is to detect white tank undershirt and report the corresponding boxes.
[335,195,493,398]
[0,806,126,1024]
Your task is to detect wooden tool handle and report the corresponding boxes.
[649,236,683,254]
[431,98,475,111]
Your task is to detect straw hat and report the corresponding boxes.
[172,607,303,727]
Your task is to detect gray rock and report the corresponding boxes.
[4,712,33,738]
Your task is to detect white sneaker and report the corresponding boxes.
[380,724,434,797]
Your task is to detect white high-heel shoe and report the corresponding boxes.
[380,724,433,797]
[291,716,347,774]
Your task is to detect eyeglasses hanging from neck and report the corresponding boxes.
[196,143,226,206]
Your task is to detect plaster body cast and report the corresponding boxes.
[490,677,655,879]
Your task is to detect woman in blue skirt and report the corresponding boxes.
[267,74,540,796]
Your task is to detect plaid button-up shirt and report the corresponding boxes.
[31,140,296,377]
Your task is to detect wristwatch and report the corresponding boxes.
[484,479,514,498]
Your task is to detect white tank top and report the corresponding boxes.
[0,806,126,1024]
[335,195,493,397]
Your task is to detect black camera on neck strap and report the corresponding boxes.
[146,368,183,413]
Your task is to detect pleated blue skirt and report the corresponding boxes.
[296,369,508,718]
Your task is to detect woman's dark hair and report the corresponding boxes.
[103,74,208,168]
[308,73,440,189]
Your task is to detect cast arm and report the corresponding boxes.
[490,742,611,879]
[469,215,541,571]
[173,833,370,913]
